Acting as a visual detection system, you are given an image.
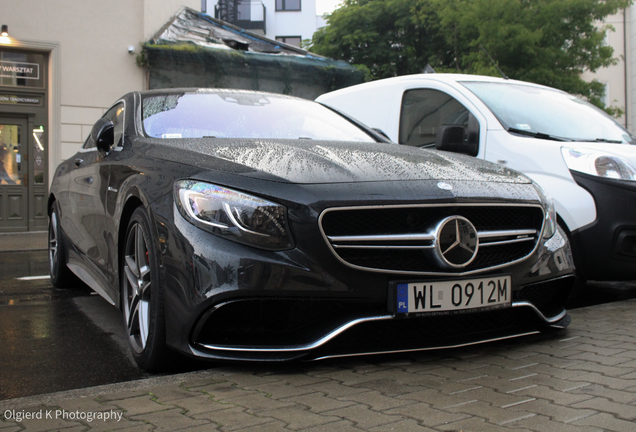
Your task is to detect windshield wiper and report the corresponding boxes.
[589,138,623,144]
[507,127,571,142]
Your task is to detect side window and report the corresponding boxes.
[102,103,125,148]
[81,135,94,150]
[399,89,470,147]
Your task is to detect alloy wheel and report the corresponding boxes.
[123,222,152,353]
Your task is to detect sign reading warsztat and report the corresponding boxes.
[0,60,40,80]
[0,93,42,106]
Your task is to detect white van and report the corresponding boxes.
[317,74,636,285]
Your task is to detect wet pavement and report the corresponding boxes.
[0,251,150,400]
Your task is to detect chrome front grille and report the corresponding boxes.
[319,204,545,275]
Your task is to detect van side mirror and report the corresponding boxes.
[91,118,114,153]
[435,113,479,156]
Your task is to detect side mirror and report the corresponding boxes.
[436,125,466,152]
[435,114,479,157]
[91,118,114,153]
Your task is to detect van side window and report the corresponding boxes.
[399,89,470,147]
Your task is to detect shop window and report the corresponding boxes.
[0,50,45,88]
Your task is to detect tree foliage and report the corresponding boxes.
[310,0,631,107]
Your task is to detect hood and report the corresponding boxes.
[137,138,530,185]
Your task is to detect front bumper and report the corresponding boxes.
[570,171,636,281]
[153,193,575,361]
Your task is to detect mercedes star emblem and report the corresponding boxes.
[433,216,479,268]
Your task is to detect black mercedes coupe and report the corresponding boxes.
[48,89,575,371]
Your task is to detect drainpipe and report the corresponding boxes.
[624,7,629,129]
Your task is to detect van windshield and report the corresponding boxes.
[461,81,634,144]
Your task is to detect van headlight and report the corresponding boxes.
[561,147,636,181]
[532,183,557,239]
[175,180,294,250]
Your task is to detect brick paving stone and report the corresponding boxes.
[384,402,469,427]
[266,372,330,388]
[95,390,151,402]
[512,414,601,432]
[565,361,635,377]
[301,381,373,399]
[281,392,355,413]
[352,369,444,388]
[3,415,82,432]
[193,406,277,431]
[563,372,636,390]
[227,420,293,432]
[337,390,416,411]
[572,412,636,432]
[194,382,260,402]
[566,351,631,366]
[518,363,588,381]
[569,383,636,404]
[171,395,234,415]
[436,416,535,432]
[349,378,428,397]
[300,419,363,432]
[442,399,539,425]
[321,405,402,429]
[511,399,597,423]
[249,381,330,400]
[225,393,296,413]
[368,419,436,432]
[145,384,202,403]
[214,372,282,389]
[396,388,480,408]
[130,408,211,431]
[309,370,385,387]
[256,406,340,430]
[506,384,594,405]
[571,396,636,420]
[109,395,175,416]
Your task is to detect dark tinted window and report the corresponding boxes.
[276,0,300,11]
[399,89,469,147]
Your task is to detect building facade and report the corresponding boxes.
[205,0,325,46]
[0,0,200,232]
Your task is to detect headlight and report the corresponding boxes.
[175,180,294,250]
[532,183,557,239]
[561,147,636,181]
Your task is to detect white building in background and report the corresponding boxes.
[204,0,326,47]
[581,10,630,132]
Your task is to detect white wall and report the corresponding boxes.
[582,10,630,131]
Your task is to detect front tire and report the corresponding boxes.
[49,201,76,288]
[122,206,174,371]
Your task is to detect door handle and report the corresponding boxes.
[74,158,83,167]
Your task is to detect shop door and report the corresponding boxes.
[0,117,29,231]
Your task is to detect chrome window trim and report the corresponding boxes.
[318,203,546,277]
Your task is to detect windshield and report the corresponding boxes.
[461,81,634,144]
[142,91,376,142]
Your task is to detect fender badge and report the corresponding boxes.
[437,182,453,191]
